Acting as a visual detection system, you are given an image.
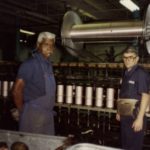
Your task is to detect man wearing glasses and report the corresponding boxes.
[116,46,150,150]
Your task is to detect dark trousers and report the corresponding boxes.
[121,116,146,150]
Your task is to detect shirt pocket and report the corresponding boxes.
[128,81,136,97]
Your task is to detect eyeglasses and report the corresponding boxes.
[123,56,137,61]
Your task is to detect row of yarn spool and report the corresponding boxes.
[56,84,119,109]
[0,80,14,98]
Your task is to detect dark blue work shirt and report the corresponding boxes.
[119,65,150,101]
[17,52,54,102]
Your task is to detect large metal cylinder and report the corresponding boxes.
[70,21,143,42]
[61,4,150,54]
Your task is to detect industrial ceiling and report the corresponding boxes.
[0,0,149,36]
[0,0,150,62]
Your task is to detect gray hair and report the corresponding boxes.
[37,32,56,44]
[123,46,139,56]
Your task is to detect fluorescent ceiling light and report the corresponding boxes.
[19,29,35,35]
[119,0,140,12]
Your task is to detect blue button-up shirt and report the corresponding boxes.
[119,65,150,101]
[17,52,54,102]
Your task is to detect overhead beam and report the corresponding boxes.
[0,2,56,24]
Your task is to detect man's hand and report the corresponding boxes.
[132,117,143,132]
[11,108,20,121]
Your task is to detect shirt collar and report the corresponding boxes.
[35,52,50,64]
[125,64,138,76]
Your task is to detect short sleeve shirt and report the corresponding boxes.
[119,65,150,100]
[17,52,54,102]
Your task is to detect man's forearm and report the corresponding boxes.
[137,93,150,119]
[13,92,24,111]
[12,79,25,112]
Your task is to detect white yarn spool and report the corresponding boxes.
[9,81,14,90]
[2,81,9,97]
[85,86,93,106]
[75,85,83,105]
[57,84,64,103]
[106,88,114,108]
[95,87,103,107]
[66,85,73,104]
[106,100,114,108]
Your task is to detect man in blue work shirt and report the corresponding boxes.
[116,46,150,150]
[12,32,56,135]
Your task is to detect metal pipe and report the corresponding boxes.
[70,21,143,42]
[61,5,150,54]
